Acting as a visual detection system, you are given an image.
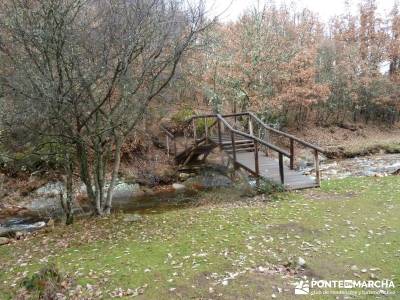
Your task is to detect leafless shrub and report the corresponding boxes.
[0,0,213,216]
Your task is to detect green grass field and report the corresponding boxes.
[1,176,399,299]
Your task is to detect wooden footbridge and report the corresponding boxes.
[161,112,324,190]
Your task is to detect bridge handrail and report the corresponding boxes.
[247,112,324,153]
[216,114,290,157]
[185,112,324,153]
[160,117,218,157]
[160,124,175,139]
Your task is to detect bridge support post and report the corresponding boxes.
[290,138,294,170]
[217,117,224,164]
[254,140,260,187]
[254,140,259,176]
[314,150,320,186]
[231,131,237,173]
[279,153,284,185]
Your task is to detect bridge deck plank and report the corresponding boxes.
[230,152,317,190]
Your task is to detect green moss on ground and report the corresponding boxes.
[0,176,399,299]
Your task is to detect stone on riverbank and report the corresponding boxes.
[172,183,186,192]
[184,174,232,190]
[0,237,10,245]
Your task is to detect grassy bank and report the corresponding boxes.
[1,176,399,299]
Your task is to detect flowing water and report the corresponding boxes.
[0,217,46,237]
[302,153,400,180]
[2,154,400,235]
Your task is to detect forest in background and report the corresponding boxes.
[170,0,400,128]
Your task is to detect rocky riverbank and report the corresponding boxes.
[0,164,236,238]
[302,153,400,180]
[2,149,400,240]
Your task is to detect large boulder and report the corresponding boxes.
[35,181,64,196]
[184,174,232,190]
[172,183,186,192]
[0,227,13,238]
[0,237,10,245]
[113,182,140,195]
[133,167,177,187]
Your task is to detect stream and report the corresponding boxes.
[1,153,400,237]
[0,218,46,237]
[302,153,400,180]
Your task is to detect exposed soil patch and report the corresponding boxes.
[172,263,321,300]
[302,190,358,201]
[268,222,318,236]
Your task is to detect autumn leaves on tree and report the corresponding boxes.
[177,0,400,128]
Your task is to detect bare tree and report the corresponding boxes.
[0,0,211,217]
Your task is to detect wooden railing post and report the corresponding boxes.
[279,153,284,185]
[233,102,237,125]
[254,140,259,176]
[248,117,254,136]
[217,118,222,145]
[231,131,237,170]
[290,138,294,170]
[265,130,271,157]
[314,150,320,186]
[217,117,224,164]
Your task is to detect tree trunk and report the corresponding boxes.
[104,135,122,215]
[61,154,74,225]
[76,141,96,205]
[93,139,105,215]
